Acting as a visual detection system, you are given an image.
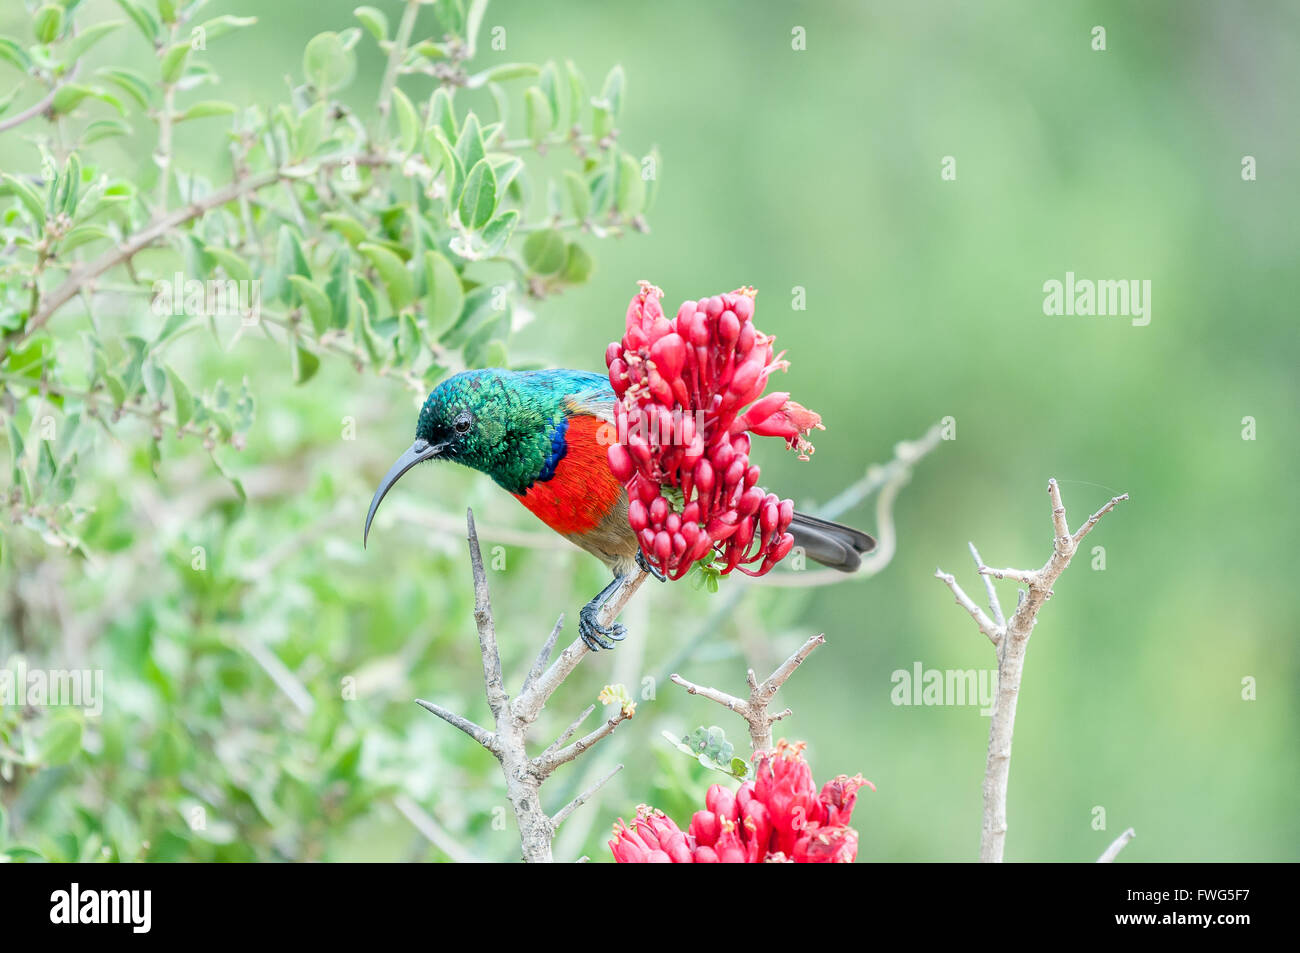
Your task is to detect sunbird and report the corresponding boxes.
[364,369,875,650]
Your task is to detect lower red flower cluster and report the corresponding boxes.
[609,740,873,863]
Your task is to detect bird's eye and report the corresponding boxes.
[454,415,472,434]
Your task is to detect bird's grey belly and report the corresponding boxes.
[562,493,639,577]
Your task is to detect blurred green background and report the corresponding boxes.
[2,0,1296,861]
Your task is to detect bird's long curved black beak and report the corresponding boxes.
[364,438,445,547]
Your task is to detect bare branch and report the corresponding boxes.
[672,634,827,752]
[0,64,79,135]
[969,541,1004,628]
[669,674,746,713]
[392,794,481,863]
[538,704,595,765]
[535,709,630,777]
[414,699,497,752]
[1097,827,1136,863]
[521,613,565,695]
[1073,492,1130,547]
[552,764,623,832]
[935,479,1128,863]
[752,632,825,707]
[8,152,397,347]
[934,569,1000,645]
[414,509,645,861]
[465,509,508,723]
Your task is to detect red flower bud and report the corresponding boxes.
[608,443,634,483]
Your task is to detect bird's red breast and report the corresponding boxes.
[512,413,624,535]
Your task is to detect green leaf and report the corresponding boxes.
[321,212,366,246]
[287,275,331,335]
[644,145,662,212]
[523,87,553,142]
[209,452,246,502]
[159,42,190,84]
[359,242,414,311]
[615,151,645,218]
[600,64,625,121]
[353,5,388,42]
[538,61,561,124]
[58,153,80,216]
[60,224,111,252]
[427,86,456,141]
[62,20,124,64]
[50,84,97,116]
[3,337,50,380]
[81,118,131,144]
[103,373,126,405]
[157,0,178,24]
[325,250,355,329]
[37,716,83,766]
[490,155,523,195]
[464,0,488,58]
[112,0,161,44]
[1,173,45,226]
[294,100,327,159]
[0,37,32,74]
[204,245,251,282]
[142,357,166,401]
[174,100,236,122]
[273,227,311,304]
[424,127,463,200]
[33,5,64,45]
[522,228,566,275]
[480,209,518,255]
[563,169,590,221]
[561,242,593,284]
[291,342,320,384]
[166,367,192,427]
[564,59,586,129]
[457,159,497,231]
[98,67,154,109]
[454,113,486,186]
[422,251,464,338]
[467,61,539,88]
[191,15,258,43]
[303,32,355,93]
[391,86,418,154]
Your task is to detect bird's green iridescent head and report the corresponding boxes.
[364,369,605,546]
[414,369,571,492]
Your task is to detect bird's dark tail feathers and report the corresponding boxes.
[788,512,876,573]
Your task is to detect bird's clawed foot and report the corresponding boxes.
[637,549,667,582]
[578,602,627,651]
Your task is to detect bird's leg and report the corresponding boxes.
[636,549,667,582]
[578,575,629,651]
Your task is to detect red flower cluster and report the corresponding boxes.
[609,740,872,863]
[605,282,824,580]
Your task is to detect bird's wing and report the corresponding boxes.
[564,371,616,424]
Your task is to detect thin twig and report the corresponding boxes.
[521,614,565,695]
[551,764,622,832]
[969,541,1004,628]
[1097,827,1136,863]
[392,794,481,863]
[414,699,496,751]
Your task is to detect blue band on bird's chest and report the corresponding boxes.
[537,416,568,482]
